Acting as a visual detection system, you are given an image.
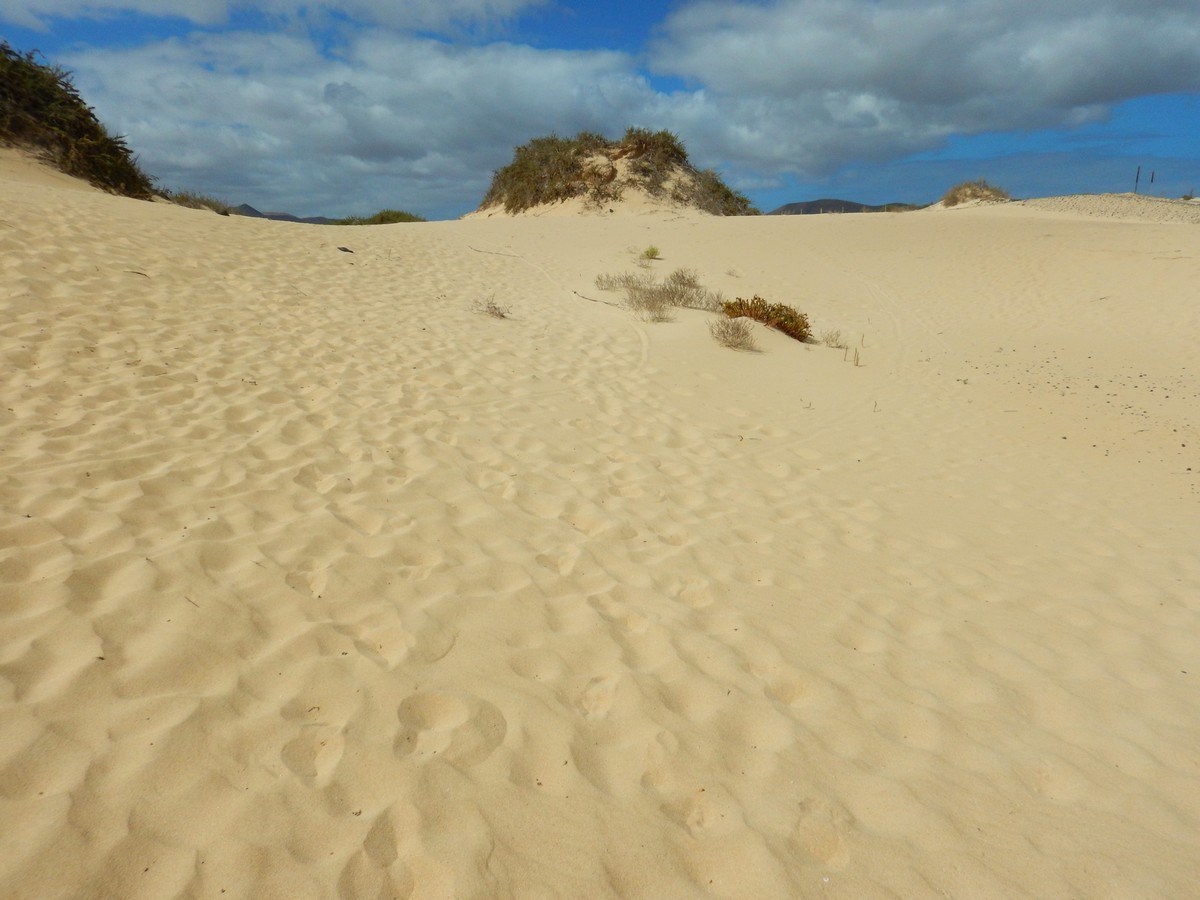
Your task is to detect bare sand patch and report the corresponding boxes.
[2,158,1198,898]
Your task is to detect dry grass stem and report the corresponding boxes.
[821,329,848,349]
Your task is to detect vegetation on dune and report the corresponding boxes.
[332,209,426,225]
[596,265,823,353]
[595,266,727,322]
[480,127,758,216]
[940,179,1010,207]
[0,41,156,198]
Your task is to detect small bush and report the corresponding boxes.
[598,268,722,316]
[722,296,811,343]
[623,281,676,322]
[662,268,721,310]
[710,317,757,351]
[940,179,1010,207]
[640,245,662,260]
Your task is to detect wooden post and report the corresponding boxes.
[1134,165,1141,193]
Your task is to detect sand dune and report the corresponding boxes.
[2,150,1198,898]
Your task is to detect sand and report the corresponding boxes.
[2,147,1198,898]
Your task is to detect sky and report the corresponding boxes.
[3,0,1199,220]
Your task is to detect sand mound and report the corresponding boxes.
[1013,192,1200,224]
[2,153,1198,898]
[925,190,1200,224]
[469,128,755,219]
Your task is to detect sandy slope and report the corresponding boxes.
[2,151,1198,899]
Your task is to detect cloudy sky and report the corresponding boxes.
[4,0,1199,219]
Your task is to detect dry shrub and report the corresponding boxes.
[471,296,511,318]
[597,267,722,318]
[623,281,675,322]
[721,296,811,342]
[940,179,1010,207]
[595,272,652,292]
[662,268,721,310]
[710,317,757,351]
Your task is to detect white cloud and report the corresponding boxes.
[63,30,657,217]
[647,0,1200,173]
[2,0,547,31]
[0,1,230,29]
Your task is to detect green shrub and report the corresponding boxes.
[0,41,155,198]
[940,179,1010,207]
[721,296,811,342]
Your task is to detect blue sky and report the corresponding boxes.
[3,1,1199,219]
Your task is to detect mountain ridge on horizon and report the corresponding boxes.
[768,198,924,215]
[232,203,338,225]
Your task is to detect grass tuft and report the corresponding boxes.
[820,328,848,349]
[597,267,723,316]
[710,317,757,351]
[170,191,234,215]
[721,296,811,343]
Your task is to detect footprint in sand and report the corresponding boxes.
[336,613,415,669]
[285,567,328,598]
[575,674,619,720]
[790,798,852,870]
[281,725,344,786]
[394,691,506,766]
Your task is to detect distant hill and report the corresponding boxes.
[768,199,922,215]
[233,203,337,225]
[231,204,424,225]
